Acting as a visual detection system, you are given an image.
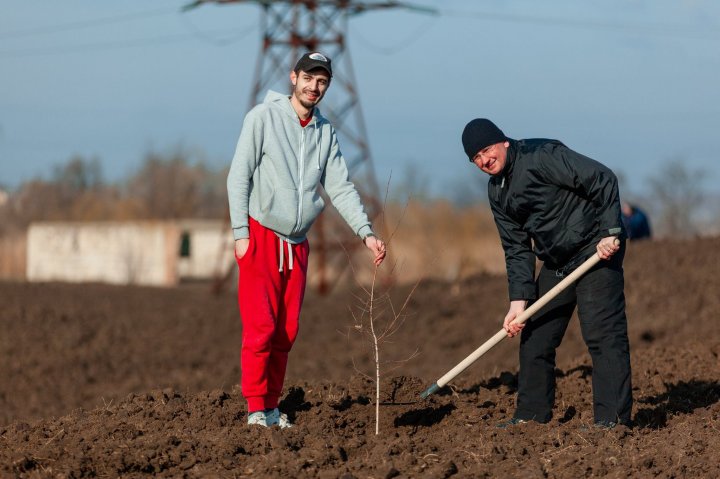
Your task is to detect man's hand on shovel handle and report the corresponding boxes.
[597,236,620,260]
[503,300,528,338]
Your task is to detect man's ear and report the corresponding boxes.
[289,70,297,86]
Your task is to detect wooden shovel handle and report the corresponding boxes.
[421,241,617,399]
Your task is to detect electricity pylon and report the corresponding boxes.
[184,0,435,293]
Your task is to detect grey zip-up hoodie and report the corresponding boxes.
[227,90,373,243]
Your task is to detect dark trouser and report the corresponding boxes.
[514,245,632,425]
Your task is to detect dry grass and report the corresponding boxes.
[317,200,505,287]
[0,231,26,279]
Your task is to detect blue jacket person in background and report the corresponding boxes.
[622,202,652,240]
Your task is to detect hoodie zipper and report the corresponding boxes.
[294,127,306,233]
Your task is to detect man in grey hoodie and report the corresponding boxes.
[227,52,387,428]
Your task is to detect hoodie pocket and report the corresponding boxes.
[260,185,299,235]
[235,235,254,264]
[297,187,325,234]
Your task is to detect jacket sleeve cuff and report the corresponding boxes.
[233,226,249,241]
[509,283,536,301]
[357,225,374,240]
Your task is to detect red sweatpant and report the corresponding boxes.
[236,217,309,412]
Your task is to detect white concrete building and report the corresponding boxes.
[26,220,234,286]
[176,219,235,281]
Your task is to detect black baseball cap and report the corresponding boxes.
[294,52,332,77]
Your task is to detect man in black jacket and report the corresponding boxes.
[461,118,632,428]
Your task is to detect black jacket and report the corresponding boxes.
[488,139,624,301]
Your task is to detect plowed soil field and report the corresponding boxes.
[2,237,719,478]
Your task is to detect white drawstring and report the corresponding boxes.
[278,237,294,272]
[278,237,283,272]
[316,123,321,170]
[288,241,294,270]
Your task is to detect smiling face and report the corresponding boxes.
[472,141,510,176]
[290,68,331,113]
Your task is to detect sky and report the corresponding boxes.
[1,0,719,200]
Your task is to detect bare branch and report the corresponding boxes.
[351,357,373,381]
[384,348,421,374]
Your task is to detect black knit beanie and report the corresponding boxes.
[462,118,507,161]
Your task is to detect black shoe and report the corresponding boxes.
[594,420,617,430]
[496,417,528,429]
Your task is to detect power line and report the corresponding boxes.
[7,5,714,42]
[1,5,716,59]
[178,10,254,46]
[351,14,437,55]
[441,9,720,40]
[0,7,179,40]
[0,26,256,58]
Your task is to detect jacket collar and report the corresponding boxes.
[491,138,517,186]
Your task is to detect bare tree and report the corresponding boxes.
[126,147,227,219]
[4,148,231,232]
[52,155,103,197]
[346,180,420,435]
[126,149,201,218]
[647,160,706,238]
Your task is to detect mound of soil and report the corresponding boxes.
[1,237,719,477]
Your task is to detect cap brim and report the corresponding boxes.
[298,62,332,76]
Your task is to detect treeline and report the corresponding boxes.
[1,151,718,239]
[0,150,229,234]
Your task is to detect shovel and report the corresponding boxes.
[420,246,611,399]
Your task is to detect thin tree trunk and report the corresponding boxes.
[368,266,380,435]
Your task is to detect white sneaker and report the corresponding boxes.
[247,411,268,427]
[265,408,292,428]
